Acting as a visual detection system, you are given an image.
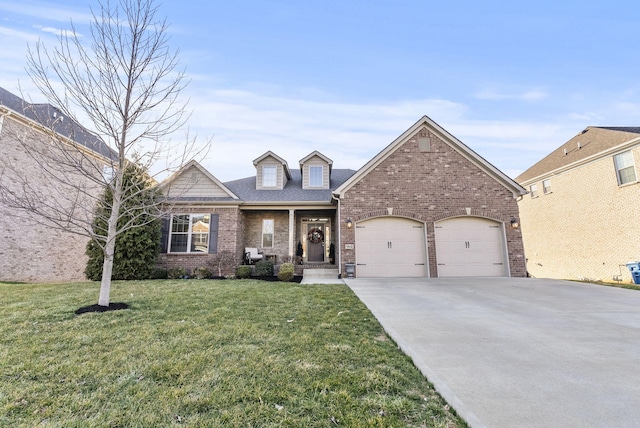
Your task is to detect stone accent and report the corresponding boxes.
[339,128,526,277]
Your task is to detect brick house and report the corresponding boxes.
[159,116,527,278]
[516,127,640,283]
[0,87,114,282]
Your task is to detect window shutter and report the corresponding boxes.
[208,214,219,254]
[160,216,170,253]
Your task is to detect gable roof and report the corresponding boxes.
[161,160,239,201]
[253,150,291,180]
[334,115,526,197]
[0,86,115,161]
[516,127,640,184]
[299,150,333,172]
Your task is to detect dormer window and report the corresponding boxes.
[309,166,323,187]
[299,151,332,190]
[253,151,290,190]
[262,166,277,187]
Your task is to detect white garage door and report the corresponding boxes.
[434,217,507,277]
[355,217,427,277]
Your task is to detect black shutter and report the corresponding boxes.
[208,214,219,254]
[160,216,170,253]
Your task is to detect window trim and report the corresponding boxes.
[262,165,277,187]
[542,179,552,194]
[530,184,538,198]
[614,151,637,186]
[262,219,274,248]
[309,165,323,187]
[168,213,210,254]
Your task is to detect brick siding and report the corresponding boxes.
[339,128,526,277]
[518,145,640,283]
[0,116,101,282]
[157,207,243,276]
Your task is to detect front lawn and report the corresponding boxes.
[0,280,466,427]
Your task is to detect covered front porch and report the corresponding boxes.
[241,208,339,267]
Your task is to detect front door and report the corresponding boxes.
[307,223,325,262]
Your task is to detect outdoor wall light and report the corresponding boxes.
[510,217,519,229]
[346,218,353,228]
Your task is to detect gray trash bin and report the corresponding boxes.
[345,263,355,278]
[626,262,640,285]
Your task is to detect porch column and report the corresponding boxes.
[288,209,295,257]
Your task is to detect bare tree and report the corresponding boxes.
[0,0,204,306]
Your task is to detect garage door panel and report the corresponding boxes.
[356,217,427,278]
[435,217,507,277]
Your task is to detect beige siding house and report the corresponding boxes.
[0,87,113,282]
[159,116,527,279]
[516,127,640,283]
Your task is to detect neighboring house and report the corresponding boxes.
[516,127,640,282]
[159,116,527,278]
[0,87,113,282]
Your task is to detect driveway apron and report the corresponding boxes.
[344,277,640,428]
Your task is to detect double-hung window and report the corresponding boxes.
[262,219,274,248]
[169,214,210,253]
[614,151,637,185]
[309,166,323,187]
[262,166,277,187]
[530,184,538,198]
[542,179,552,194]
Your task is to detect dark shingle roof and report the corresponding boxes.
[516,126,640,184]
[0,87,115,160]
[224,169,356,203]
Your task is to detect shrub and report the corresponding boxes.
[168,267,186,279]
[85,162,161,281]
[255,260,274,276]
[278,263,295,282]
[151,268,168,279]
[193,266,211,279]
[207,250,236,277]
[235,265,252,279]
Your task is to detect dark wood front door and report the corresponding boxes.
[307,224,325,262]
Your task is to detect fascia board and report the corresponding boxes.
[0,106,112,164]
[160,160,240,200]
[334,115,526,197]
[518,138,640,186]
[239,202,335,210]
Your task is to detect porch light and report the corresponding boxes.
[346,218,353,228]
[510,217,519,229]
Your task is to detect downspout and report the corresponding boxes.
[331,192,342,277]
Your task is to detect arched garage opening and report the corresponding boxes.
[355,217,427,277]
[434,216,508,277]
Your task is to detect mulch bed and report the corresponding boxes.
[250,275,303,283]
[75,302,130,315]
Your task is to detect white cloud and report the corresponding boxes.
[34,25,82,38]
[0,1,92,23]
[179,85,576,182]
[474,86,549,102]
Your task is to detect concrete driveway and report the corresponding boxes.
[344,277,640,428]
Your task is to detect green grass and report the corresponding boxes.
[571,279,640,291]
[0,280,466,427]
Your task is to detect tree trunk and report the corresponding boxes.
[98,180,122,307]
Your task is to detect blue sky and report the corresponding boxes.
[2,0,640,181]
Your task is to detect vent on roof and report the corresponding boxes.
[577,142,582,149]
[563,149,568,156]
